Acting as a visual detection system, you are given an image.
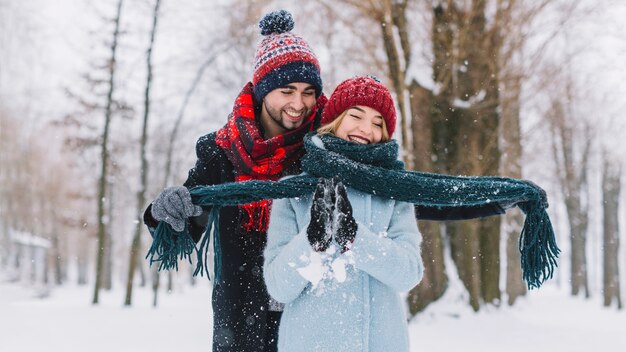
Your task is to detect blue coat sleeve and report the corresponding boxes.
[350,200,424,292]
[264,198,316,303]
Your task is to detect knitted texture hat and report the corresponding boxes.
[252,10,322,102]
[321,76,397,137]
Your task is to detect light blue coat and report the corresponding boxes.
[264,185,424,352]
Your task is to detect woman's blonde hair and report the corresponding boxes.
[317,109,390,142]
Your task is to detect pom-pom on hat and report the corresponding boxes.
[321,75,397,137]
[252,10,322,102]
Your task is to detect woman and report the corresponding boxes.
[263,76,422,352]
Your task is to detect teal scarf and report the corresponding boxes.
[147,133,559,289]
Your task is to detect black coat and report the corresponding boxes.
[145,131,284,352]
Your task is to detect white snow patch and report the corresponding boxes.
[330,257,347,283]
[2,280,626,352]
[296,251,325,289]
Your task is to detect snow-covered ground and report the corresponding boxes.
[1,280,625,351]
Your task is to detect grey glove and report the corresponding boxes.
[151,186,203,232]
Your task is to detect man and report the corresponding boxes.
[143,10,326,352]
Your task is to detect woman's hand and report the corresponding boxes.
[334,181,357,253]
[306,179,335,251]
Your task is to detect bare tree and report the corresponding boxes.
[495,0,569,305]
[500,69,527,304]
[124,0,161,306]
[0,108,14,261]
[0,103,79,287]
[93,0,124,305]
[410,0,505,311]
[547,87,591,298]
[497,0,589,303]
[104,183,114,290]
[498,1,529,305]
[403,0,579,311]
[407,80,448,314]
[601,154,621,309]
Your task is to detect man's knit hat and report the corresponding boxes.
[321,76,397,137]
[252,10,322,102]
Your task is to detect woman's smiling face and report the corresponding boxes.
[334,105,386,144]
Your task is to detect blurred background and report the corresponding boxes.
[1,0,625,319]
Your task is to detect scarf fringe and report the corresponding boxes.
[145,222,195,272]
[518,202,561,289]
[145,207,222,282]
[194,207,221,281]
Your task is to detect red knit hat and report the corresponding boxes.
[321,76,396,137]
[252,10,322,102]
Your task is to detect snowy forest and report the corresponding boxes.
[1,0,626,350]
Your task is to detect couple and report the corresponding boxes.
[144,10,408,351]
[144,9,555,352]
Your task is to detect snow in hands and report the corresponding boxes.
[291,245,355,294]
[298,178,359,293]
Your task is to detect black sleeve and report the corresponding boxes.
[414,202,506,221]
[183,132,222,189]
[143,132,224,242]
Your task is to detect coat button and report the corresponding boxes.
[252,265,261,277]
[246,315,256,326]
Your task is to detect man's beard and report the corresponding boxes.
[264,104,311,131]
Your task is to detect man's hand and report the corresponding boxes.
[151,186,203,232]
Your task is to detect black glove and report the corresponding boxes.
[523,180,548,208]
[307,179,335,251]
[151,186,203,232]
[334,181,357,253]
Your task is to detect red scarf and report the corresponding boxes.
[215,82,325,233]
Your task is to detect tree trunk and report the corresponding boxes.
[449,221,483,310]
[378,0,411,167]
[431,0,502,310]
[125,0,160,306]
[548,98,590,298]
[50,228,64,285]
[407,80,448,315]
[78,235,89,285]
[500,72,526,304]
[92,0,124,305]
[474,0,502,307]
[152,265,160,307]
[104,180,114,290]
[602,157,621,309]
